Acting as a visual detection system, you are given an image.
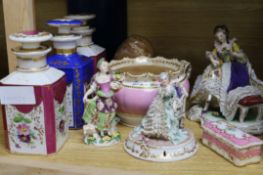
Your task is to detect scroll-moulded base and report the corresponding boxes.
[124,129,198,162]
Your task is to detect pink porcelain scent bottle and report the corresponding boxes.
[0,31,68,155]
[66,14,106,71]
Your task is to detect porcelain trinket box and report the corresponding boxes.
[202,120,263,166]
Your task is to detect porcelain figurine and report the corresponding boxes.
[47,32,94,129]
[188,25,263,134]
[124,72,197,162]
[0,31,68,155]
[202,120,263,166]
[109,56,191,127]
[82,58,121,146]
[66,14,106,71]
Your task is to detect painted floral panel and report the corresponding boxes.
[5,103,47,154]
[55,98,69,151]
[65,84,74,127]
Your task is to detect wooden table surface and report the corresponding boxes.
[0,110,263,175]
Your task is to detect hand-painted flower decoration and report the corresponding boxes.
[16,124,31,143]
[59,120,65,133]
[16,124,30,136]
[97,101,104,111]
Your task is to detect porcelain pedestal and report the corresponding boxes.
[124,129,197,162]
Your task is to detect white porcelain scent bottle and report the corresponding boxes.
[66,14,106,71]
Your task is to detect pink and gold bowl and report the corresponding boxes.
[110,56,191,127]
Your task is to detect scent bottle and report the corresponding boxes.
[66,14,106,71]
[0,31,68,155]
[47,20,94,128]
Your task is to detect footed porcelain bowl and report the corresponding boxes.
[110,56,191,127]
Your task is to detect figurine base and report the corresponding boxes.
[202,112,263,135]
[84,139,120,147]
[124,129,197,162]
[83,130,121,147]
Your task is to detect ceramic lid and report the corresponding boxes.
[9,31,53,71]
[71,26,95,46]
[65,14,96,21]
[71,26,95,35]
[77,44,105,57]
[9,31,52,58]
[52,34,82,49]
[9,31,52,43]
[9,31,52,49]
[12,46,52,58]
[47,19,82,34]
[52,35,82,42]
[47,19,82,27]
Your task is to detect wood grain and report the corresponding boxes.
[35,0,67,35]
[1,1,263,173]
[2,0,36,73]
[1,0,67,74]
[0,163,84,175]
[2,0,263,82]
[127,0,263,83]
[0,107,263,175]
[0,1,8,79]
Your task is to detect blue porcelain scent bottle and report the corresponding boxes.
[47,34,94,129]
